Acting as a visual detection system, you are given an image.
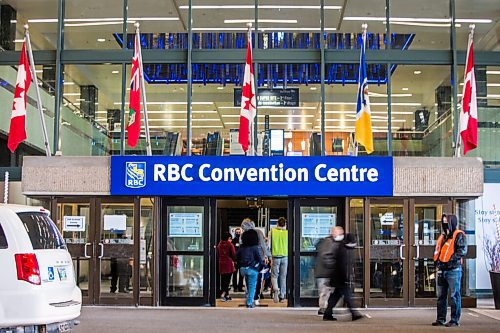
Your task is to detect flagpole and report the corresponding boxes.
[24,24,51,157]
[135,22,152,156]
[454,24,475,158]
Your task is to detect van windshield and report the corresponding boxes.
[17,212,66,250]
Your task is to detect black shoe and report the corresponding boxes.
[323,315,337,321]
[352,314,364,321]
[318,308,325,316]
[445,322,459,327]
[432,321,445,326]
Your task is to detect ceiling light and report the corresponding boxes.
[97,38,106,42]
[310,87,318,90]
[63,81,75,85]
[343,17,492,24]
[114,101,214,105]
[369,92,412,97]
[487,71,500,75]
[402,87,409,91]
[217,87,224,90]
[413,70,422,75]
[112,70,119,74]
[63,93,81,96]
[224,19,297,24]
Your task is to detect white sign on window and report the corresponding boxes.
[301,213,336,239]
[380,212,394,226]
[103,215,127,231]
[63,216,86,232]
[169,213,202,237]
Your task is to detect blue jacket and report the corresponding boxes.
[236,245,263,271]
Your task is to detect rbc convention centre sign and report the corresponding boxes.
[110,156,393,197]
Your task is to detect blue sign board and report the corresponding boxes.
[111,156,393,197]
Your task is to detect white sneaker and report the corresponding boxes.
[254,299,260,306]
[273,291,279,303]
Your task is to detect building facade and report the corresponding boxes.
[0,0,499,307]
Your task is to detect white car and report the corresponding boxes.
[0,204,81,332]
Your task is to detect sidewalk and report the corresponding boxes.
[73,306,500,333]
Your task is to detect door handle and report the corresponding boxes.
[98,243,104,259]
[84,242,91,258]
[399,243,406,260]
[413,244,420,260]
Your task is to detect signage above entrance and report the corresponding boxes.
[111,156,393,197]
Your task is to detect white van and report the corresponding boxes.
[0,204,81,332]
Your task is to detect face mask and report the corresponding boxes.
[334,235,344,241]
[442,223,449,235]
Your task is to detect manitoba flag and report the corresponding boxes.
[7,42,31,152]
[238,33,256,153]
[459,31,478,155]
[127,33,141,147]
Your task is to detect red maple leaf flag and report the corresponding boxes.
[459,31,478,155]
[7,42,31,152]
[127,33,142,147]
[238,33,256,153]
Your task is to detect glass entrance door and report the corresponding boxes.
[55,198,139,305]
[410,200,451,306]
[160,199,210,306]
[368,199,409,306]
[293,199,343,307]
[56,200,94,304]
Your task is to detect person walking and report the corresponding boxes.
[236,228,264,308]
[269,217,288,303]
[217,232,236,301]
[432,214,467,327]
[323,227,363,322]
[314,227,336,315]
[231,227,244,292]
[241,218,270,305]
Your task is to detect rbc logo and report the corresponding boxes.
[125,162,146,188]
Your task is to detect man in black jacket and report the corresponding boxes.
[315,227,336,315]
[323,228,363,322]
[432,214,467,327]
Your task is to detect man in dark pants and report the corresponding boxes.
[432,214,467,327]
[231,228,244,292]
[323,227,363,322]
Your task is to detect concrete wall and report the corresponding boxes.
[21,156,484,197]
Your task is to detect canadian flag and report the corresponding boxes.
[459,32,478,155]
[7,42,31,152]
[238,33,256,153]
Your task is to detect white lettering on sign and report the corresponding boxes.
[152,163,379,183]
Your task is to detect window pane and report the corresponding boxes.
[166,255,203,297]
[18,212,66,250]
[456,0,498,51]
[167,206,204,251]
[300,206,337,252]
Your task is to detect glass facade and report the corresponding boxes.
[0,0,498,162]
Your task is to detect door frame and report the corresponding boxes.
[53,197,139,305]
[365,198,410,307]
[292,198,345,307]
[160,198,211,306]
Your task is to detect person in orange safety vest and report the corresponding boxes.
[431,214,467,328]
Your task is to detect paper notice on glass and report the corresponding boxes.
[103,215,127,231]
[63,216,85,232]
[301,213,336,239]
[169,213,202,237]
[140,239,147,264]
[380,212,394,226]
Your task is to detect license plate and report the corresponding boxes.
[57,267,68,281]
[58,321,71,332]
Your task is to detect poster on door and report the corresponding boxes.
[301,213,336,239]
[169,213,203,237]
[475,183,500,290]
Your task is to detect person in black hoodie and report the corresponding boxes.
[432,214,467,327]
[236,229,264,308]
[323,229,363,322]
[231,228,244,292]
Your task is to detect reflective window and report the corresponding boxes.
[166,255,203,297]
[18,212,66,250]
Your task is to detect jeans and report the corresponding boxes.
[436,267,462,324]
[272,256,288,299]
[240,267,259,306]
[317,278,332,309]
